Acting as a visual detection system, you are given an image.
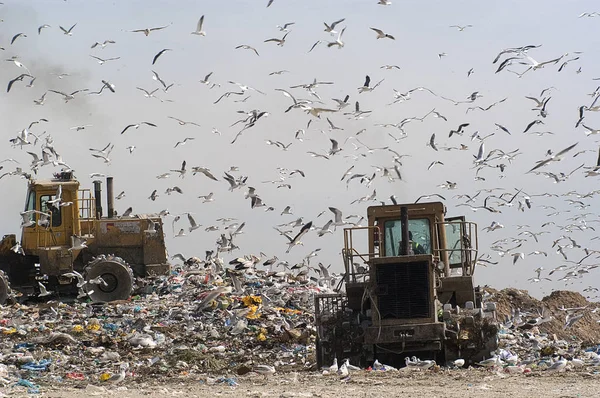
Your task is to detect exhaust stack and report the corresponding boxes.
[93,180,102,219]
[106,176,114,218]
[400,206,410,255]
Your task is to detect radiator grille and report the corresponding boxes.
[375,261,430,319]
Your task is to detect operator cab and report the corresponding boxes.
[21,171,82,251]
[381,218,432,256]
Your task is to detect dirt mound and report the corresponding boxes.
[487,288,600,346]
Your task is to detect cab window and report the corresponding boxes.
[24,190,36,227]
[383,218,431,256]
[40,195,62,227]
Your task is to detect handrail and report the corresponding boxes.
[434,220,478,276]
[341,225,380,286]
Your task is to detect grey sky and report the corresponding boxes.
[1,0,599,299]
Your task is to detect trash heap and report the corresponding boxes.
[485,287,600,370]
[1,269,600,394]
[0,259,324,392]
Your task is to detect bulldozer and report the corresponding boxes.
[0,170,171,304]
[314,201,498,369]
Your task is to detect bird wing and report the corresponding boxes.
[331,18,345,29]
[328,207,342,223]
[120,124,135,135]
[290,221,312,244]
[197,15,204,31]
[554,142,578,159]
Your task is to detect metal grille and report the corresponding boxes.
[375,261,430,319]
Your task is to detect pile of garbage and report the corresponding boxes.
[488,288,600,344]
[1,266,600,394]
[0,258,323,393]
[481,287,600,372]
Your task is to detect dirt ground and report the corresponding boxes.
[30,370,600,398]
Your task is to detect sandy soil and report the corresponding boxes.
[26,370,600,398]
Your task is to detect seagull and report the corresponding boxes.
[168,116,201,127]
[253,365,276,379]
[191,15,206,36]
[449,123,469,138]
[38,282,53,297]
[91,40,116,49]
[62,270,86,288]
[11,33,27,45]
[136,87,160,99]
[89,55,120,65]
[276,22,295,32]
[327,27,346,49]
[235,44,260,56]
[191,167,218,180]
[120,122,157,135]
[198,192,214,203]
[358,75,384,93]
[7,73,33,93]
[449,24,473,31]
[48,89,89,102]
[324,18,345,34]
[174,137,195,148]
[152,48,172,65]
[70,125,92,131]
[106,363,129,385]
[415,194,446,203]
[170,160,187,178]
[130,25,170,36]
[152,70,169,89]
[264,32,290,46]
[38,24,51,34]
[317,220,334,237]
[188,213,201,232]
[285,221,312,253]
[527,143,578,173]
[370,27,395,40]
[59,23,77,35]
[328,207,349,228]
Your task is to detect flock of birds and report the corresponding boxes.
[1,0,600,330]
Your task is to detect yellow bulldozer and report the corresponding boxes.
[0,171,170,304]
[314,201,499,368]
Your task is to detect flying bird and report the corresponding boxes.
[120,122,157,135]
[264,32,290,46]
[527,143,578,173]
[191,15,206,36]
[11,33,27,45]
[324,18,345,34]
[370,27,395,40]
[152,48,172,65]
[285,221,312,253]
[130,25,170,36]
[7,73,33,93]
[60,23,77,35]
[89,55,121,68]
[38,24,51,34]
[235,44,260,56]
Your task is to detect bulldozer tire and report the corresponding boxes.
[84,257,134,303]
[0,271,9,305]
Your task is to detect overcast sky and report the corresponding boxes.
[1,0,599,300]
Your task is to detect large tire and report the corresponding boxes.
[0,271,9,305]
[84,256,134,303]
